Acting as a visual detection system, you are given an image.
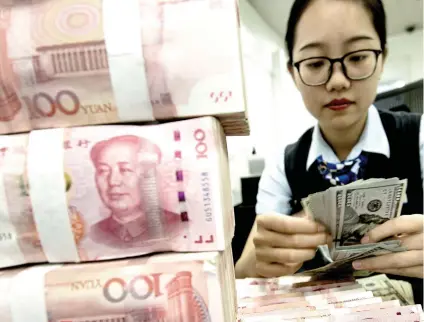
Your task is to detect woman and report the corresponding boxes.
[235,0,424,306]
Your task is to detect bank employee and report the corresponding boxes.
[235,0,423,305]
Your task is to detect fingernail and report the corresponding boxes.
[361,236,370,244]
[352,261,362,269]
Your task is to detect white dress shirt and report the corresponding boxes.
[256,105,424,215]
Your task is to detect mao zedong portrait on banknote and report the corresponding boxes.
[88,134,184,248]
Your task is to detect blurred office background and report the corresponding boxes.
[229,0,423,261]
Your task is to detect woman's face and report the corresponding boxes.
[290,0,386,131]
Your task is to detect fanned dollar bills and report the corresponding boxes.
[357,274,415,306]
[300,178,408,275]
[236,275,422,322]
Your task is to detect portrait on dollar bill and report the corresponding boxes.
[340,207,390,246]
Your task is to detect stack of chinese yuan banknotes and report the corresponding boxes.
[0,117,235,269]
[0,0,248,136]
[0,117,238,321]
[0,250,238,322]
[0,0,248,319]
[236,275,423,321]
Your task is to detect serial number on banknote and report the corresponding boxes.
[0,232,13,242]
[201,172,213,222]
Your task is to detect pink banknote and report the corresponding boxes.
[238,291,377,315]
[0,0,247,135]
[237,277,357,298]
[0,117,234,268]
[2,251,234,322]
[238,285,365,309]
[330,305,424,322]
[0,134,47,268]
[238,301,402,322]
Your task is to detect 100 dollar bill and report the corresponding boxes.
[334,179,407,250]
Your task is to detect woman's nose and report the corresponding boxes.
[325,62,351,92]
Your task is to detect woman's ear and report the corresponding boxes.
[287,62,296,83]
[382,47,389,64]
[379,47,389,77]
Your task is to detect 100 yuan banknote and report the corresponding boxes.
[0,117,234,269]
[0,0,246,135]
[0,251,232,322]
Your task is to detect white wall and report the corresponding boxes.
[379,29,423,91]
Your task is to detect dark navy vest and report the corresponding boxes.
[284,109,423,306]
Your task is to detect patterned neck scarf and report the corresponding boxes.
[316,154,368,186]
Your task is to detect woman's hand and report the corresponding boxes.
[253,211,332,277]
[352,215,424,278]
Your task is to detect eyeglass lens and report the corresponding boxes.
[299,50,378,85]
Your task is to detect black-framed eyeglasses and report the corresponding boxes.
[293,49,383,86]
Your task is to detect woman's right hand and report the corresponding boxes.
[251,211,332,277]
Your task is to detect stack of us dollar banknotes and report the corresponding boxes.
[0,0,249,320]
[236,274,423,321]
[301,178,408,275]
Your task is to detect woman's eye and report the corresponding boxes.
[306,61,325,69]
[349,55,366,62]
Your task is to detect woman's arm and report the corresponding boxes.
[235,148,292,278]
[235,220,258,278]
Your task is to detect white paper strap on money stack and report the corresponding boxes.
[0,0,248,136]
[0,117,234,269]
[0,250,237,322]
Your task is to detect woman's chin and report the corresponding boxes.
[323,113,361,131]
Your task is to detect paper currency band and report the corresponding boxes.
[27,129,80,263]
[9,266,58,322]
[102,0,155,122]
[174,130,189,222]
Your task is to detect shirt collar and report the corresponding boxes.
[306,105,390,170]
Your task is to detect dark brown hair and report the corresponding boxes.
[285,0,387,64]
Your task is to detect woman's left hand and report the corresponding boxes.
[352,215,424,278]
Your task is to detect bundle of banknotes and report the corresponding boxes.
[0,117,235,269]
[0,248,238,322]
[0,0,248,136]
[236,274,423,321]
[300,178,408,275]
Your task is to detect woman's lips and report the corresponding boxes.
[325,98,354,111]
[327,103,352,111]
